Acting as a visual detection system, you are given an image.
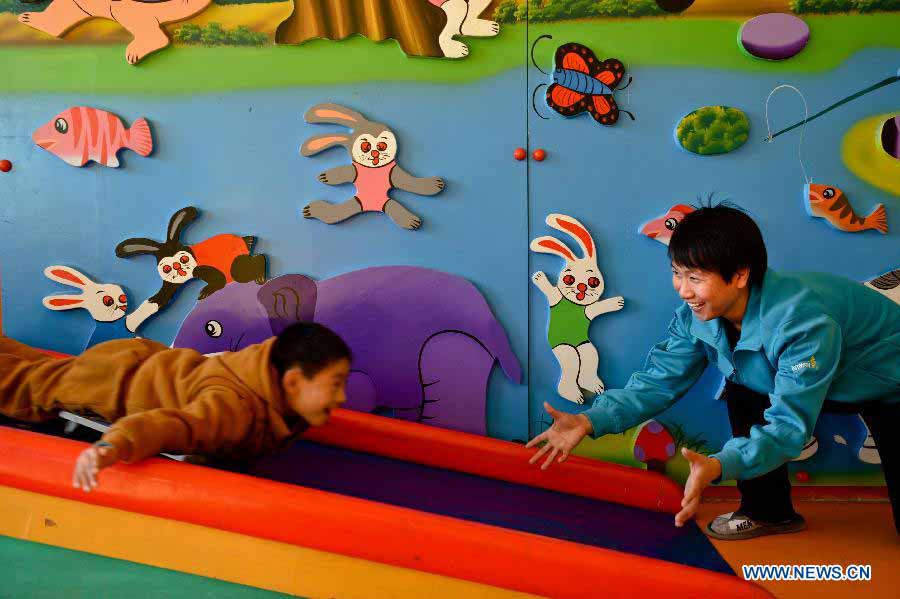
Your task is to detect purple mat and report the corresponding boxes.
[248,441,735,575]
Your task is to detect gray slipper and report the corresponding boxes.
[706,510,806,540]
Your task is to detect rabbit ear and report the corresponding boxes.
[166,207,198,243]
[304,103,366,127]
[301,134,351,156]
[530,236,576,262]
[43,294,84,311]
[116,238,162,258]
[546,213,594,259]
[44,265,92,289]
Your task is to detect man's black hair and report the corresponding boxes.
[668,200,768,287]
[270,322,352,379]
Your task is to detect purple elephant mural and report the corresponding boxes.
[172,266,521,435]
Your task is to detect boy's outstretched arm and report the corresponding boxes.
[71,387,259,491]
[72,442,120,492]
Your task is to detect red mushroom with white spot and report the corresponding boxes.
[634,420,676,473]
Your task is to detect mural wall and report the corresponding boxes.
[1,0,898,485]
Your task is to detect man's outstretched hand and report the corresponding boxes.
[72,442,120,492]
[675,448,722,527]
[526,402,593,470]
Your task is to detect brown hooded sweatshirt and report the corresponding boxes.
[0,335,306,463]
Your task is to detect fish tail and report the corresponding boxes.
[865,204,888,234]
[126,118,154,157]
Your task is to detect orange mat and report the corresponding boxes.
[697,499,899,598]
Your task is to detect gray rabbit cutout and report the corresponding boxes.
[300,103,445,230]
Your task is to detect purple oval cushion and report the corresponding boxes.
[741,13,810,60]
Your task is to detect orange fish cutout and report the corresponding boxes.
[640,204,695,246]
[33,107,153,168]
[805,184,888,235]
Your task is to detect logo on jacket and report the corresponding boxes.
[791,355,817,373]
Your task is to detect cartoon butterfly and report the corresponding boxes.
[531,35,634,125]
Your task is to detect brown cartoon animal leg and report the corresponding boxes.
[384,199,422,230]
[111,6,172,65]
[193,266,227,300]
[18,0,91,38]
[303,199,363,225]
[232,255,268,285]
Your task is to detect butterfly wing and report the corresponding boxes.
[546,83,589,117]
[587,94,620,125]
[554,43,596,74]
[594,58,626,89]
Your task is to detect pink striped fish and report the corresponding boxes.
[32,106,153,168]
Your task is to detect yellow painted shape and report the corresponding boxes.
[842,113,900,197]
[0,485,541,599]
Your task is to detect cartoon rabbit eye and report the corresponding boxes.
[588,277,601,288]
[180,255,190,264]
[563,275,576,286]
[376,142,387,151]
[823,188,835,199]
[102,295,114,307]
[162,265,172,274]
[360,141,371,153]
[205,320,223,338]
[665,218,678,230]
[118,294,128,304]
[55,118,68,134]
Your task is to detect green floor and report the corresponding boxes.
[0,535,295,598]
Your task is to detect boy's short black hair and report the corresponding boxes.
[270,322,352,379]
[668,202,768,287]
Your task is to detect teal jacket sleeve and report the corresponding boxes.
[712,315,842,482]
[584,312,709,438]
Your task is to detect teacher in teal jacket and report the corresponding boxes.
[528,204,900,540]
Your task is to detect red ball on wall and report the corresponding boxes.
[0,160,11,173]
[533,149,547,162]
[513,148,526,161]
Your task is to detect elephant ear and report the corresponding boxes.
[257,274,317,335]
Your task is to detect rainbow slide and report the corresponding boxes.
[0,403,770,598]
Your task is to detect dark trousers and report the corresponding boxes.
[723,381,900,533]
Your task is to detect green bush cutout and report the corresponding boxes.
[791,0,900,13]
[676,106,750,156]
[494,0,667,23]
[173,23,267,47]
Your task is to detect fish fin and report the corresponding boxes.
[106,155,120,168]
[867,204,888,234]
[127,118,154,157]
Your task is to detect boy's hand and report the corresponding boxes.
[526,402,593,470]
[72,443,120,492]
[675,448,722,527]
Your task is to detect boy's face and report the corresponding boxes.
[671,263,750,323]
[281,359,351,426]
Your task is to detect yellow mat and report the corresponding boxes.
[0,485,539,599]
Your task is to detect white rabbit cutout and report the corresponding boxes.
[530,214,624,404]
[42,265,133,351]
